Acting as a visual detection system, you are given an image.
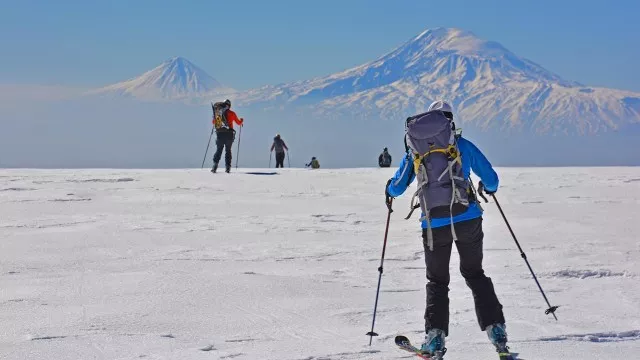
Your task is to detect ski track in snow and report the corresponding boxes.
[1,168,639,360]
[29,335,68,341]
[0,187,37,192]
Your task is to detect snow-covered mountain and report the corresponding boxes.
[91,57,234,101]
[236,28,640,134]
[83,29,640,134]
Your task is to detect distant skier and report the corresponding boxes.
[378,147,392,168]
[305,157,320,169]
[211,99,244,173]
[270,134,289,168]
[385,101,509,357]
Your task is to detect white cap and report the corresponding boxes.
[428,100,453,113]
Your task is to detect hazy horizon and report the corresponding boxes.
[2,1,639,168]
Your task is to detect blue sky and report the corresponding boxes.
[1,0,638,91]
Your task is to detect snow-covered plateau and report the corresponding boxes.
[1,168,639,359]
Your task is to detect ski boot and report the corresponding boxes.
[420,328,446,359]
[211,162,219,173]
[486,323,512,359]
[225,166,231,173]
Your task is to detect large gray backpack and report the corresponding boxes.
[404,110,470,249]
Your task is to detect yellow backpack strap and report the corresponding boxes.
[412,153,423,174]
[413,145,459,173]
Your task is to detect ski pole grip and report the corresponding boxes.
[385,197,393,212]
[477,182,489,203]
[385,180,394,212]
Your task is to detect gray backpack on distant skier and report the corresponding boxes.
[404,110,470,249]
[212,102,231,131]
[381,152,392,166]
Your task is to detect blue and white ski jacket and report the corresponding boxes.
[386,137,499,229]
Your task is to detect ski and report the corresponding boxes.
[495,347,522,360]
[395,335,445,360]
[498,351,520,360]
[396,334,522,360]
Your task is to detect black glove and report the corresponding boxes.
[477,181,494,203]
[478,181,496,195]
[385,179,394,212]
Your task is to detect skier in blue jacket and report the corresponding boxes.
[386,101,508,357]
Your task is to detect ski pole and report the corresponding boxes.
[269,152,272,168]
[201,127,214,169]
[287,151,291,168]
[478,182,559,320]
[367,191,394,345]
[235,125,242,169]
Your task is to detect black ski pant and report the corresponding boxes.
[213,130,235,168]
[423,217,505,336]
[275,151,286,168]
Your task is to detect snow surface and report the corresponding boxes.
[1,168,640,360]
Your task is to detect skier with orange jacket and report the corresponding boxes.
[211,99,243,173]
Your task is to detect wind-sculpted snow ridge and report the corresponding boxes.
[538,330,640,343]
[545,269,633,279]
[67,177,135,183]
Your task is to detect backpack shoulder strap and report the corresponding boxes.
[405,152,415,187]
